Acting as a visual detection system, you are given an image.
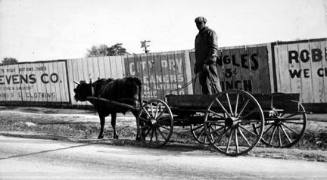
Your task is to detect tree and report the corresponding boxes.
[86,43,129,57]
[1,57,18,65]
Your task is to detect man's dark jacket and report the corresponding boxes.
[194,26,218,73]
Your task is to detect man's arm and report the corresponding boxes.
[205,30,218,65]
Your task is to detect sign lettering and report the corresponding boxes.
[125,53,187,99]
[288,47,327,79]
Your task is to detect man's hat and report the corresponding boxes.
[195,16,207,23]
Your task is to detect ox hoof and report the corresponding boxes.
[136,136,145,141]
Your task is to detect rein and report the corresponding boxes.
[169,74,199,93]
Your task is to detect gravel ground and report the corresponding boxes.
[0,106,326,162]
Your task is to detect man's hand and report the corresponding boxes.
[202,64,209,72]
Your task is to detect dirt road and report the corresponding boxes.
[1,136,326,180]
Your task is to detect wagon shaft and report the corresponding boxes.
[86,96,139,112]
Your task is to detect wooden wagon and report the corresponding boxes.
[137,90,306,156]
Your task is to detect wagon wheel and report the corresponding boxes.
[138,99,173,148]
[260,104,307,148]
[190,123,210,145]
[204,90,265,156]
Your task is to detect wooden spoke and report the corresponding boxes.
[215,98,231,117]
[279,112,286,117]
[144,128,152,137]
[149,128,154,143]
[213,135,224,145]
[209,126,225,135]
[142,106,152,118]
[209,125,225,134]
[281,123,299,135]
[234,128,239,154]
[237,99,250,118]
[280,125,292,143]
[240,109,257,119]
[160,126,171,131]
[203,135,208,144]
[226,128,234,153]
[211,127,230,144]
[234,93,240,116]
[209,126,216,132]
[154,128,159,142]
[192,124,209,144]
[239,125,257,137]
[278,126,282,147]
[238,127,251,147]
[239,119,261,125]
[240,119,261,126]
[208,110,226,119]
[192,124,204,132]
[149,104,154,118]
[139,116,151,123]
[225,93,233,116]
[269,126,277,145]
[159,128,170,136]
[153,105,158,119]
[283,113,298,119]
[157,128,168,140]
[262,124,274,136]
[197,128,206,139]
[206,120,225,125]
[156,111,165,120]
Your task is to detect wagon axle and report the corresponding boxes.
[225,117,240,127]
[148,118,156,125]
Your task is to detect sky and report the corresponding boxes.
[0,0,326,62]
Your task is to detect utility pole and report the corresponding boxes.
[140,40,151,53]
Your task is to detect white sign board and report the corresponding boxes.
[0,60,70,103]
[273,39,327,103]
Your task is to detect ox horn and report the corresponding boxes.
[73,81,80,85]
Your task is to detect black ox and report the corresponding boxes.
[74,77,142,139]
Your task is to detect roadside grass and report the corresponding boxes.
[0,106,326,161]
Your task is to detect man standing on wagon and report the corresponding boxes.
[194,16,222,95]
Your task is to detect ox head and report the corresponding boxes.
[73,80,92,101]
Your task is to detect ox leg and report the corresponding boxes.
[98,115,105,139]
[111,113,119,139]
[132,111,141,141]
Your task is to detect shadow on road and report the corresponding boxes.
[0,142,100,161]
